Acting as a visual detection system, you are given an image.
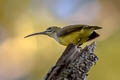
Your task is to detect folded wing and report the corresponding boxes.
[57,24,88,37]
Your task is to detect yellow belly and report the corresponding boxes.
[58,29,92,46]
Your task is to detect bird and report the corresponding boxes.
[24,24,102,46]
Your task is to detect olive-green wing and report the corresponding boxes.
[57,24,88,37]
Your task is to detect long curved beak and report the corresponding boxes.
[24,31,47,38]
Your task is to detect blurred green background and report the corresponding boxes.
[0,0,120,80]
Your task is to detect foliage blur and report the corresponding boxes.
[0,0,120,80]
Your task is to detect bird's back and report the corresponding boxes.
[57,24,101,37]
[57,24,101,46]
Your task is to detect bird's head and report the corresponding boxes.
[24,26,60,38]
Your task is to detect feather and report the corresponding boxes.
[57,25,88,36]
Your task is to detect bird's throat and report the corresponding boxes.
[51,33,60,42]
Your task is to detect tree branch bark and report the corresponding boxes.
[43,42,98,80]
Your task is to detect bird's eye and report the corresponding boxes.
[46,27,52,32]
[47,27,52,30]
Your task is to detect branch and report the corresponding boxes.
[43,42,98,80]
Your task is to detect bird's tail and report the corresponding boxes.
[87,31,100,41]
[89,26,102,30]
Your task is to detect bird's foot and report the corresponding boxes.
[76,44,82,50]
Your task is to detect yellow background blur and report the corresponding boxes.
[0,0,120,80]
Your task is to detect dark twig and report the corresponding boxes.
[43,42,98,80]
